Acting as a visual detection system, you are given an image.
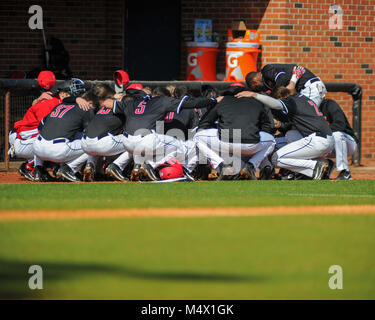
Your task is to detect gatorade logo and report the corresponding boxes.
[227,52,244,68]
[188,53,197,67]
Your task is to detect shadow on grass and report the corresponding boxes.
[0,258,264,299]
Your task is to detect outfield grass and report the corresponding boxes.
[0,215,374,299]
[0,181,374,299]
[1,180,375,210]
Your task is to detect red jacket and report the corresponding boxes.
[14,96,62,140]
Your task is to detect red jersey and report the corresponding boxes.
[14,96,62,140]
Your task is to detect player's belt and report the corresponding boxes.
[53,138,66,144]
[305,77,320,85]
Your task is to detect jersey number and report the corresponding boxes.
[308,100,323,116]
[50,105,75,118]
[97,107,111,115]
[135,101,146,115]
[165,112,174,120]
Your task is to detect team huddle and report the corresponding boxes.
[8,64,358,183]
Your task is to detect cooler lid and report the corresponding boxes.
[226,42,260,48]
[186,41,219,48]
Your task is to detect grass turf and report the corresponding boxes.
[0,181,374,299]
[0,215,374,299]
[1,180,375,210]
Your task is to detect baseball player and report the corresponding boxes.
[8,71,64,180]
[33,86,98,182]
[246,64,326,107]
[101,88,219,181]
[194,83,275,180]
[320,98,359,180]
[236,87,334,179]
[80,83,126,182]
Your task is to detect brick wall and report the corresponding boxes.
[0,0,123,80]
[181,0,375,163]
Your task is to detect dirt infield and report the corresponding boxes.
[1,165,375,184]
[0,205,375,221]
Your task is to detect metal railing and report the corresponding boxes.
[0,79,362,169]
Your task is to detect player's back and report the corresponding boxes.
[41,103,94,141]
[281,94,331,137]
[86,107,124,138]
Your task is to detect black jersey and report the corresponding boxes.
[198,95,273,144]
[320,99,359,142]
[40,102,95,141]
[261,63,319,92]
[113,95,216,135]
[280,94,332,138]
[85,106,125,139]
[164,108,199,140]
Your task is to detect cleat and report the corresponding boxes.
[208,163,223,180]
[105,163,128,181]
[56,164,81,182]
[130,164,142,181]
[140,163,159,181]
[182,166,195,182]
[218,164,235,181]
[336,169,352,180]
[32,166,49,182]
[312,160,329,180]
[322,159,335,180]
[240,162,258,180]
[259,165,274,180]
[83,162,95,182]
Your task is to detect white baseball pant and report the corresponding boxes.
[194,128,275,173]
[33,135,88,173]
[326,131,357,171]
[272,133,334,177]
[300,78,327,107]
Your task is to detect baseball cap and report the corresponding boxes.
[230,82,245,87]
[114,70,130,87]
[37,71,56,90]
[126,83,143,91]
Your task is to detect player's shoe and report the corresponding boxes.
[182,166,195,182]
[259,165,274,180]
[322,159,335,180]
[56,164,81,182]
[218,164,235,180]
[312,160,329,180]
[336,170,352,180]
[18,161,34,181]
[83,162,95,182]
[208,163,223,180]
[239,162,258,180]
[32,166,49,182]
[105,163,128,181]
[130,164,142,181]
[140,163,159,181]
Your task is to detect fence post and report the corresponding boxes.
[4,91,10,171]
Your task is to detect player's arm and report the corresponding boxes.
[166,96,223,113]
[323,100,348,132]
[32,92,54,105]
[286,66,305,90]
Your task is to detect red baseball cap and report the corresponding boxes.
[230,82,245,87]
[37,71,56,90]
[126,83,143,91]
[114,70,130,87]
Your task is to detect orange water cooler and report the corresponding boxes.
[224,29,261,82]
[186,42,219,81]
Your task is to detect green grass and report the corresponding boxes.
[1,180,375,210]
[1,181,374,299]
[0,215,374,299]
